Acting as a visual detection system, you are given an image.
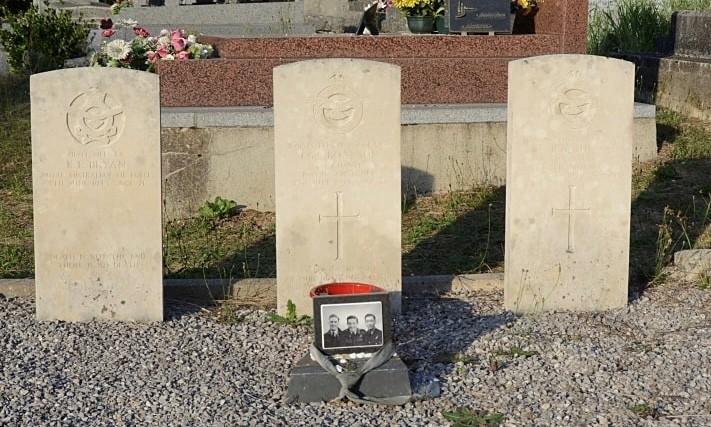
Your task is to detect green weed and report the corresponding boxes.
[267,300,311,328]
[442,408,504,427]
[629,402,659,419]
[198,196,238,221]
[494,346,539,358]
[671,126,711,160]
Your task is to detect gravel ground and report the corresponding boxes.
[1,280,710,427]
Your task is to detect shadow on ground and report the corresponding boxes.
[402,187,506,276]
[395,294,514,393]
[630,157,711,293]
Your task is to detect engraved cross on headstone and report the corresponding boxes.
[552,186,591,254]
[319,192,360,260]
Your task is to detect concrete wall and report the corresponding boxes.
[113,0,404,35]
[161,103,658,219]
[656,57,711,121]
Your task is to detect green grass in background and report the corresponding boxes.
[588,0,711,55]
[0,76,33,278]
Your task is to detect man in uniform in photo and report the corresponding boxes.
[323,314,343,348]
[363,313,383,346]
[342,315,365,347]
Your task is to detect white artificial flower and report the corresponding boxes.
[164,54,175,60]
[105,39,131,60]
[158,36,170,47]
[187,34,196,44]
[110,3,119,13]
[160,29,170,37]
[121,18,138,27]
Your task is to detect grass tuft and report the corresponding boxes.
[494,346,539,359]
[442,408,504,427]
[629,402,659,419]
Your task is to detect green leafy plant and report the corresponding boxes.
[0,3,89,75]
[198,196,238,221]
[698,272,711,290]
[442,408,504,427]
[267,300,312,328]
[629,402,659,419]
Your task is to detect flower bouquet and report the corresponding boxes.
[391,0,445,33]
[511,0,537,16]
[511,0,538,34]
[92,19,214,73]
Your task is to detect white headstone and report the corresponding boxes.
[505,54,634,312]
[31,68,163,321]
[274,59,401,316]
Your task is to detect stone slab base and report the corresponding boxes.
[287,354,411,403]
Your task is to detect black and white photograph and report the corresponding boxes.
[313,292,392,355]
[321,301,384,350]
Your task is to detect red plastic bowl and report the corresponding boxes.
[309,282,385,298]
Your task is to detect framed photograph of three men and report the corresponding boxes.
[313,292,393,355]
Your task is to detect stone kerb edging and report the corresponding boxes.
[161,103,656,128]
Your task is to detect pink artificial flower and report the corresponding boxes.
[176,50,189,60]
[170,31,186,52]
[147,51,158,63]
[156,45,168,58]
[102,29,115,37]
[133,27,150,37]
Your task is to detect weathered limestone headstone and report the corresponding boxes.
[505,55,634,312]
[31,68,162,321]
[274,59,401,316]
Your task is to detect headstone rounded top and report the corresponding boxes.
[273,58,401,76]
[510,54,635,73]
[30,66,159,84]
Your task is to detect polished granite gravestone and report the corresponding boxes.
[448,0,513,34]
[504,55,634,312]
[273,59,402,317]
[158,0,589,108]
[30,68,163,321]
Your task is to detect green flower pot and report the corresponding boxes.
[435,15,449,34]
[406,15,435,34]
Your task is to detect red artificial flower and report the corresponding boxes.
[102,29,116,37]
[99,18,113,30]
[133,27,150,37]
